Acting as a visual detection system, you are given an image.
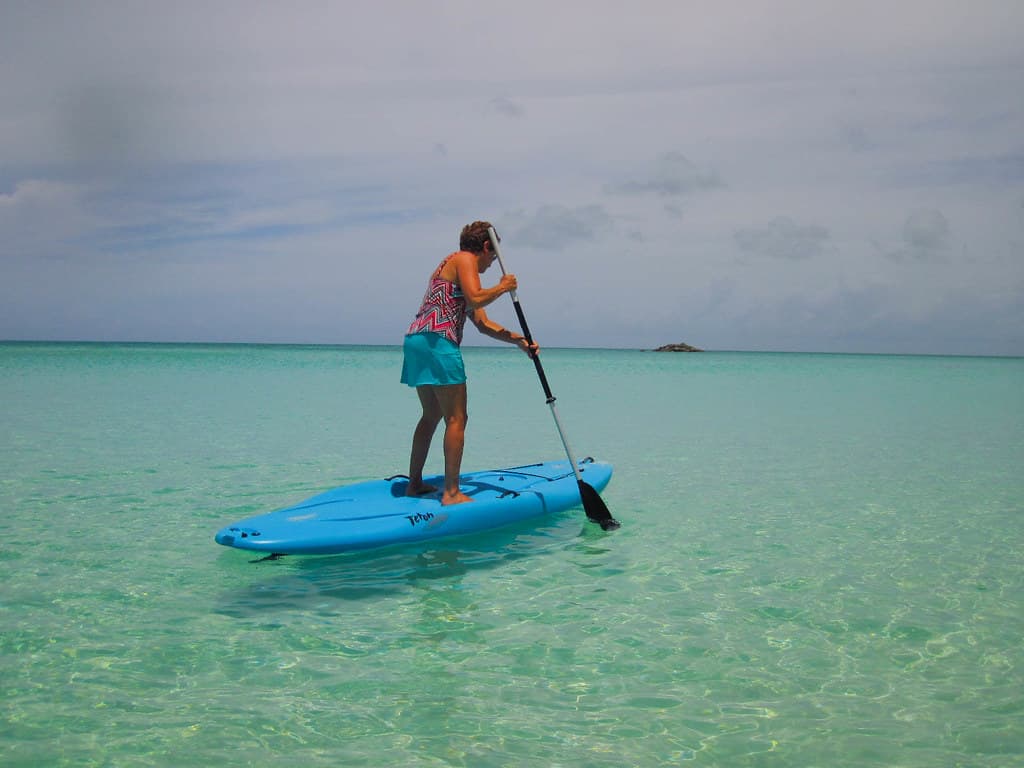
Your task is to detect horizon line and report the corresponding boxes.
[1,338,1021,360]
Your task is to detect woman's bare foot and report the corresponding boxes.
[405,482,438,497]
[441,491,474,505]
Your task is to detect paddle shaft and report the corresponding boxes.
[509,288,554,403]
[487,229,584,480]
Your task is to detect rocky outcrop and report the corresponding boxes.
[652,342,703,352]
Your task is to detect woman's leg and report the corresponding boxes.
[433,383,472,505]
[406,385,443,496]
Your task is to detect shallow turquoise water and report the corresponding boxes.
[1,343,1022,766]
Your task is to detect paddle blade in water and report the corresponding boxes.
[579,480,620,531]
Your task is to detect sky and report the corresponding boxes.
[1,1,1022,355]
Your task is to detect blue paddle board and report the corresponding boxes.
[214,458,612,556]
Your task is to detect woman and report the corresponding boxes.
[400,221,537,505]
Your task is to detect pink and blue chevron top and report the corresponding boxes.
[406,254,468,345]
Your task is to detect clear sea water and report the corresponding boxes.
[1,342,1022,767]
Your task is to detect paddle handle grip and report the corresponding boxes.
[487,227,556,403]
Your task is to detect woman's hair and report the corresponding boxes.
[459,221,495,253]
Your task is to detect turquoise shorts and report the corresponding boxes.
[400,333,466,387]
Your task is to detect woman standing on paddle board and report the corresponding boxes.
[401,221,537,505]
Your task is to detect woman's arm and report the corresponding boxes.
[468,307,537,354]
[451,251,517,309]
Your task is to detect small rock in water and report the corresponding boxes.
[652,342,703,352]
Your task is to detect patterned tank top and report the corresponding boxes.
[406,254,468,345]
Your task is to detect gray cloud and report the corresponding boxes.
[57,80,178,173]
[489,97,525,118]
[608,152,722,197]
[888,208,951,261]
[904,209,949,249]
[839,122,875,153]
[888,153,1024,188]
[734,217,831,261]
[707,270,1024,356]
[505,204,613,250]
[0,179,95,261]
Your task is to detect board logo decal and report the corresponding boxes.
[405,511,436,527]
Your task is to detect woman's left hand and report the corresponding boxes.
[517,337,539,356]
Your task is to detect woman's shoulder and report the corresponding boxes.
[437,250,472,280]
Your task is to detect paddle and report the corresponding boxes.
[487,227,621,531]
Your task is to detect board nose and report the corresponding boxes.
[215,526,262,546]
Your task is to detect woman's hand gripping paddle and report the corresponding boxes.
[487,227,621,531]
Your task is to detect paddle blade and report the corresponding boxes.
[579,480,620,531]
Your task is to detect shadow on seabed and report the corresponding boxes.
[212,512,604,617]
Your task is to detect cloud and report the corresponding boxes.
[608,152,722,198]
[734,217,831,261]
[663,203,684,220]
[1,3,1021,354]
[888,153,1024,188]
[505,204,613,250]
[887,208,951,261]
[0,179,78,209]
[903,209,950,249]
[55,80,183,172]
[839,122,875,153]
[488,97,525,118]
[0,179,95,260]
